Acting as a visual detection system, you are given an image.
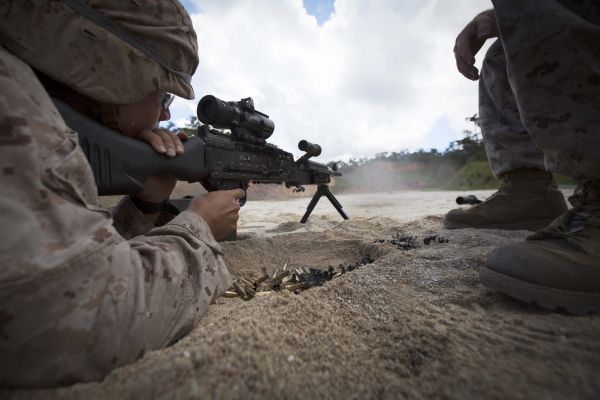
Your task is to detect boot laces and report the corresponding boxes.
[530,180,600,247]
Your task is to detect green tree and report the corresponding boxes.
[443,114,486,165]
[179,116,200,137]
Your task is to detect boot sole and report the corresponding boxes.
[480,267,600,315]
[443,218,554,231]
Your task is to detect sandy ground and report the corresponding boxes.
[3,190,600,400]
[236,190,498,236]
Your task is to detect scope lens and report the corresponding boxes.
[198,96,218,120]
[197,95,240,127]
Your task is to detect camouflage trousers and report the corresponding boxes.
[480,0,600,179]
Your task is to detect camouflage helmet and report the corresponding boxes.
[0,0,198,104]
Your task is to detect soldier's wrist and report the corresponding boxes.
[130,194,168,214]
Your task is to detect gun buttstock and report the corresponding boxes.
[54,98,208,195]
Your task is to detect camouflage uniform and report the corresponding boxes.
[0,1,232,387]
[480,0,600,180]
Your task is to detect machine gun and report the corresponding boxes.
[54,95,349,223]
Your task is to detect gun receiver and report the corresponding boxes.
[53,95,349,223]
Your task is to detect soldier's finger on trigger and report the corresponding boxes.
[230,198,241,212]
[230,188,245,201]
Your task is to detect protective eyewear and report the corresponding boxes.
[156,91,174,110]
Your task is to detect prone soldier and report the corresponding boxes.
[0,0,244,387]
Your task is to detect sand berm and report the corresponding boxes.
[3,190,599,400]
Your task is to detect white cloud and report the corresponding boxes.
[170,0,493,162]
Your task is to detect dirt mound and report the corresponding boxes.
[4,213,599,400]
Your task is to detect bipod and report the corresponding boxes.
[300,184,350,223]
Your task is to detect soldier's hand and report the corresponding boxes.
[188,189,245,240]
[135,129,187,157]
[454,9,498,80]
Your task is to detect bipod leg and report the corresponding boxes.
[300,186,325,223]
[323,186,350,220]
[300,185,350,223]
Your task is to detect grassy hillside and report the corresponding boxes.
[442,161,576,190]
[443,161,498,190]
[335,158,576,194]
[555,174,577,186]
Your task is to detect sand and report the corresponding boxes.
[3,190,600,400]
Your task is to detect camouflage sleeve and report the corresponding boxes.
[111,195,182,239]
[0,47,232,387]
[111,195,156,238]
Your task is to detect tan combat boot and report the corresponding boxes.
[481,180,600,314]
[443,168,568,230]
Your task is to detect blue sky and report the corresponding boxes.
[302,0,335,25]
[179,0,198,13]
[181,0,335,25]
[172,0,492,162]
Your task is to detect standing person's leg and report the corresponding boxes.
[481,0,600,314]
[444,40,567,230]
[479,41,545,176]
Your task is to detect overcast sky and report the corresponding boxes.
[173,0,493,162]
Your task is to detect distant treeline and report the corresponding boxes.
[332,114,485,170]
[328,115,498,192]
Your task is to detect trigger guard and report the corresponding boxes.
[239,189,247,207]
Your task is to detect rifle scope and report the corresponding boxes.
[197,95,274,140]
